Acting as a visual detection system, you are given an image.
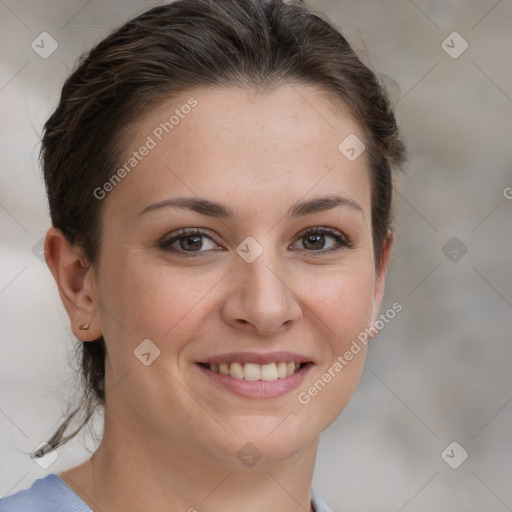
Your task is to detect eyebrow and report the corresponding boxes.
[138,194,363,219]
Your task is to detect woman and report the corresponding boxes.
[0,0,406,510]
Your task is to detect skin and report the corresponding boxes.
[45,84,392,512]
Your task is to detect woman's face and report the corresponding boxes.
[88,84,391,466]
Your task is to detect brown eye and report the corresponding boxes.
[160,229,219,256]
[293,228,350,254]
[178,234,203,251]
[302,233,327,250]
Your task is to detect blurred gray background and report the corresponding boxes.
[1,1,511,510]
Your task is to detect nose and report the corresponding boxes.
[220,250,302,336]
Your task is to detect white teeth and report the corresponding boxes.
[229,362,244,379]
[206,361,303,381]
[276,362,287,379]
[260,363,277,381]
[243,363,261,381]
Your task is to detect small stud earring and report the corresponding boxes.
[79,323,90,330]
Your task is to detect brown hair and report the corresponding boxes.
[36,0,406,457]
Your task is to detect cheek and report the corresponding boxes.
[97,246,376,353]
[96,251,224,352]
[299,263,376,347]
[294,266,374,425]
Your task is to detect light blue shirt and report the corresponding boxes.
[0,474,332,511]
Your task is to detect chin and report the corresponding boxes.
[196,414,320,469]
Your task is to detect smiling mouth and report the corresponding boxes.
[197,361,310,381]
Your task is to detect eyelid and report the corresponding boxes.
[159,228,221,249]
[295,226,349,241]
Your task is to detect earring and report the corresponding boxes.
[79,323,90,330]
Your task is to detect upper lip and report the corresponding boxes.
[197,351,313,365]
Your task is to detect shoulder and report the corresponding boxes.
[0,474,91,512]
[1,475,330,512]
[311,484,333,512]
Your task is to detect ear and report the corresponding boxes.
[369,230,393,333]
[44,227,102,342]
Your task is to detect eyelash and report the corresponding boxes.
[159,227,352,258]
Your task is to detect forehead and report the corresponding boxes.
[108,84,371,220]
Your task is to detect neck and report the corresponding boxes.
[60,406,319,512]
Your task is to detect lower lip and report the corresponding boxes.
[196,363,314,399]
